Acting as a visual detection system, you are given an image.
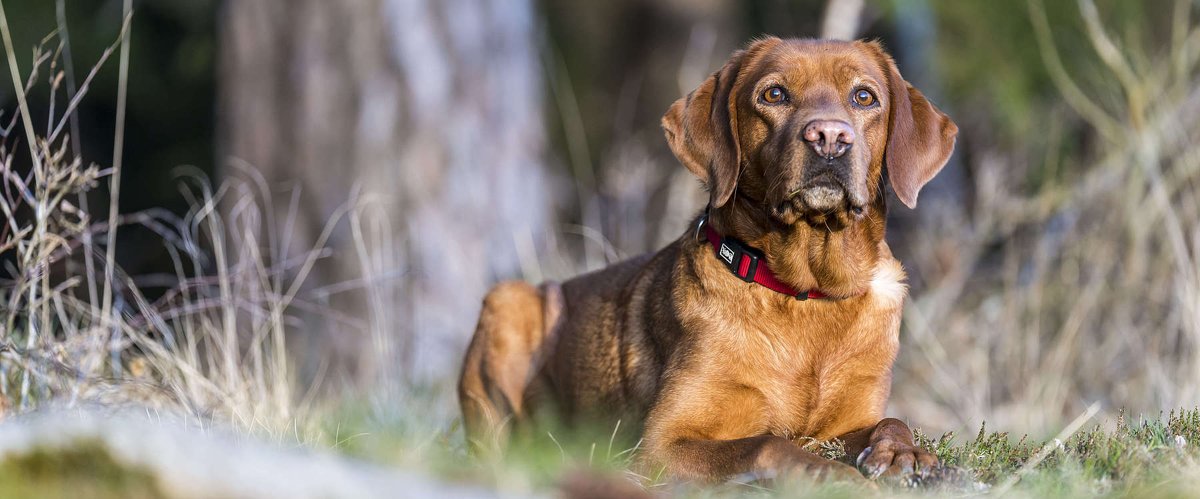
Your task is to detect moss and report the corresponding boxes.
[0,439,164,499]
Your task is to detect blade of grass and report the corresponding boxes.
[100,1,133,369]
[994,401,1101,494]
[0,0,50,410]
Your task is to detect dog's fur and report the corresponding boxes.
[459,37,957,482]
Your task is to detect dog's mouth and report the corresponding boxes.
[770,176,865,229]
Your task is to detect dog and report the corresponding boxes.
[459,36,957,482]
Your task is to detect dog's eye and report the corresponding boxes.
[761,86,788,104]
[852,88,877,108]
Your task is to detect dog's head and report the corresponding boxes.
[663,37,957,228]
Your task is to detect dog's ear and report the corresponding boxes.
[662,41,769,208]
[867,42,958,209]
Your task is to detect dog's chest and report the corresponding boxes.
[671,251,907,438]
[685,287,902,438]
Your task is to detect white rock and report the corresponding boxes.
[0,408,500,499]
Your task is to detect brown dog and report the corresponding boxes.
[459,37,957,482]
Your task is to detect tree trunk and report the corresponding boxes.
[885,0,969,293]
[217,0,550,386]
[820,0,865,40]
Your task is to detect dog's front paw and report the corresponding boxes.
[855,438,938,479]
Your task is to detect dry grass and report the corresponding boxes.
[0,4,306,436]
[889,0,1200,436]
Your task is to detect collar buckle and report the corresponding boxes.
[717,236,762,283]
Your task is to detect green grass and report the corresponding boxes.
[314,405,1200,497]
[11,400,1196,497]
[290,399,1200,497]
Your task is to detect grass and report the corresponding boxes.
[886,0,1200,437]
[2,401,1200,497]
[167,394,1200,497]
[0,0,1198,497]
[0,0,303,438]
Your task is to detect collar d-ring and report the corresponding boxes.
[693,210,709,242]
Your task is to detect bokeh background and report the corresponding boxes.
[1,0,1197,442]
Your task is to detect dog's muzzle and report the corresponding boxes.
[800,184,847,213]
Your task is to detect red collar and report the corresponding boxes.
[701,223,829,301]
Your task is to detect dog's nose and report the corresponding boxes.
[803,120,854,159]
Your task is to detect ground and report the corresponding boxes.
[2,403,1198,498]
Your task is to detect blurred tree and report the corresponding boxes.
[821,0,865,39]
[538,0,835,257]
[218,0,551,385]
[538,0,740,258]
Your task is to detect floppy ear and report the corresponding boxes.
[873,46,958,209]
[661,49,749,209]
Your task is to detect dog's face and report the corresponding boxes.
[663,38,957,228]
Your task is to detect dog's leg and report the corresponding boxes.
[837,418,938,477]
[458,281,561,454]
[645,388,865,482]
[649,435,864,482]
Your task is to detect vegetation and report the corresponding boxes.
[4,402,1200,497]
[339,407,1200,497]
